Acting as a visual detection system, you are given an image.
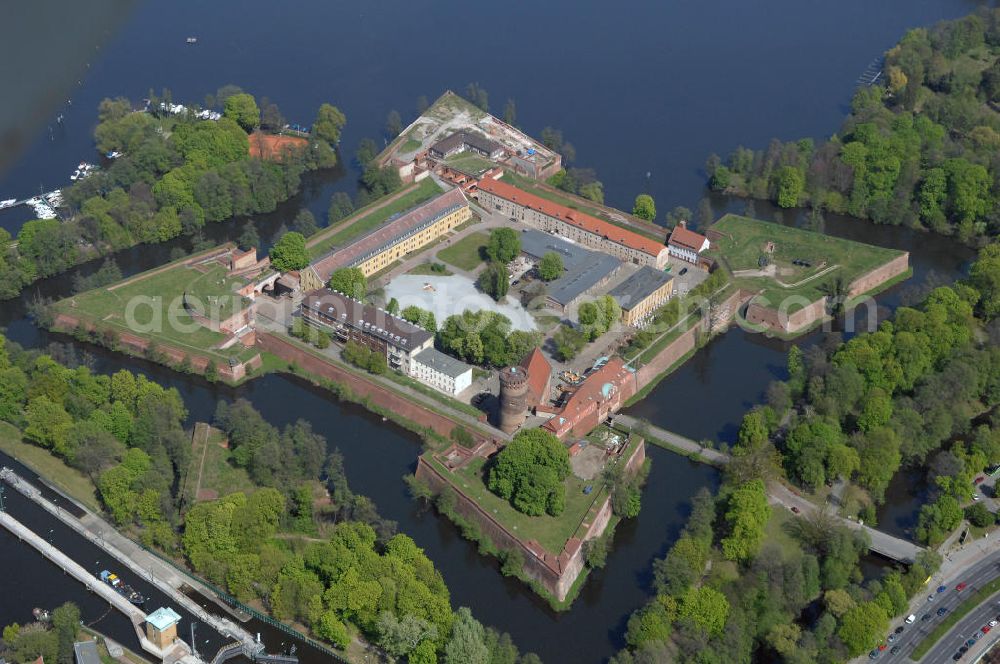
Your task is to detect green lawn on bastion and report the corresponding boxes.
[435,454,602,554]
[707,213,904,308]
[54,259,257,362]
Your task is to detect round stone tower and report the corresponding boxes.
[498,366,530,434]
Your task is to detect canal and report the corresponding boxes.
[0,0,985,662]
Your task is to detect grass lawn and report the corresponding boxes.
[55,260,257,363]
[444,152,496,175]
[400,138,422,153]
[307,178,443,259]
[910,576,1000,660]
[408,262,454,277]
[193,427,255,499]
[708,214,903,307]
[504,173,664,242]
[0,421,101,512]
[438,231,489,271]
[443,455,604,554]
[532,313,561,333]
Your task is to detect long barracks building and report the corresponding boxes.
[301,188,472,291]
[476,177,669,269]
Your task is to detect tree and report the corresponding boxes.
[313,103,347,145]
[488,429,570,516]
[385,110,403,138]
[269,231,308,272]
[223,93,260,133]
[838,601,889,656]
[445,607,489,664]
[376,611,437,659]
[503,99,517,126]
[537,252,563,281]
[625,599,674,648]
[386,297,400,316]
[477,262,509,301]
[632,194,656,221]
[486,228,521,264]
[329,267,367,299]
[721,479,771,562]
[678,585,729,635]
[327,192,355,225]
[553,325,587,362]
[237,222,260,250]
[401,306,437,333]
[965,502,994,528]
[464,83,489,112]
[293,210,319,237]
[51,602,81,664]
[355,139,378,168]
[776,166,804,208]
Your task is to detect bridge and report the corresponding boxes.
[610,415,925,564]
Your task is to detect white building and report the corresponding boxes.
[410,347,473,396]
[666,221,710,264]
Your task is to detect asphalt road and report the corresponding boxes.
[869,549,1000,663]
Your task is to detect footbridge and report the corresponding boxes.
[610,415,925,564]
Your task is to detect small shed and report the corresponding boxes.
[145,607,182,649]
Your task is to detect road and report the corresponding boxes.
[865,548,1000,663]
[768,483,925,564]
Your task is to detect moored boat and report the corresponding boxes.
[99,570,145,605]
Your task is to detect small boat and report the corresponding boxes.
[32,608,51,622]
[0,199,15,209]
[186,37,198,44]
[106,151,122,159]
[99,570,145,605]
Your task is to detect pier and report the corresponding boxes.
[0,467,264,663]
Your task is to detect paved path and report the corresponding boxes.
[767,482,924,564]
[611,416,923,564]
[612,414,729,466]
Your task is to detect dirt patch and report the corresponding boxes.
[570,444,607,481]
[249,132,308,162]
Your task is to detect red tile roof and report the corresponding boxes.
[519,347,551,406]
[667,223,709,252]
[477,178,667,259]
[543,357,636,438]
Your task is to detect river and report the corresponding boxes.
[0,1,986,662]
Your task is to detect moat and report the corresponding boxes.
[0,0,983,662]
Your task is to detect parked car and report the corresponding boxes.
[967,639,977,647]
[938,607,950,616]
[890,646,901,655]
[957,582,968,591]
[975,476,985,484]
[960,645,969,653]
[887,634,896,643]
[983,625,991,634]
[922,614,932,621]
[928,594,935,601]
[938,585,948,593]
[679,267,688,276]
[991,620,998,627]
[869,650,880,660]
[905,614,916,625]
[954,654,963,661]
[790,506,800,514]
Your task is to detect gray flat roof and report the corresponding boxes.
[608,266,673,310]
[74,641,101,664]
[519,229,621,306]
[414,347,473,378]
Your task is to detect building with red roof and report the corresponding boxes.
[476,177,669,269]
[543,357,637,440]
[519,347,552,408]
[667,220,711,264]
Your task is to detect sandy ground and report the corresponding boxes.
[385,274,537,331]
